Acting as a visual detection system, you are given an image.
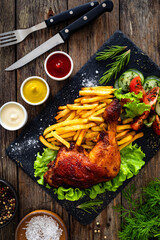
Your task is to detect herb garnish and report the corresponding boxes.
[77,200,103,214]
[96,46,131,84]
[96,45,127,61]
[114,179,160,240]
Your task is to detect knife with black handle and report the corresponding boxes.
[45,1,99,27]
[0,1,99,48]
[60,0,113,41]
[6,0,113,71]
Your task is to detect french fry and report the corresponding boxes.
[74,96,89,103]
[85,141,95,146]
[73,130,81,141]
[51,131,70,148]
[65,111,76,121]
[44,119,88,136]
[92,107,106,117]
[64,137,73,142]
[117,135,133,146]
[88,116,104,123]
[39,136,60,150]
[50,141,62,146]
[85,131,98,139]
[55,108,70,120]
[58,106,67,110]
[60,132,77,138]
[47,132,76,140]
[56,112,72,122]
[76,129,87,146]
[67,103,98,110]
[81,86,113,90]
[119,132,144,151]
[47,137,56,142]
[79,89,115,96]
[116,130,130,140]
[81,95,113,104]
[81,144,94,149]
[81,103,106,119]
[126,131,136,137]
[100,99,112,104]
[91,126,103,132]
[122,118,134,124]
[117,124,132,132]
[56,122,96,134]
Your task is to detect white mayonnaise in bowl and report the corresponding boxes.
[0,102,28,131]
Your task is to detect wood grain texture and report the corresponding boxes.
[0,1,18,239]
[120,0,160,225]
[16,0,69,231]
[0,0,160,239]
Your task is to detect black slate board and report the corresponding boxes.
[6,31,160,225]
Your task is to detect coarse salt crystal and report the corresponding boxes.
[25,215,63,240]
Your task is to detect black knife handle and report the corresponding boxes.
[59,0,113,41]
[45,1,99,28]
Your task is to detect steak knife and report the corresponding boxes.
[0,1,99,47]
[5,0,113,71]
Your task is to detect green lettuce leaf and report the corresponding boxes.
[34,143,145,201]
[34,148,58,185]
[114,88,143,102]
[114,88,151,118]
[103,143,145,192]
[124,102,151,118]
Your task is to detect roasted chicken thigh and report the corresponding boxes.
[44,98,121,189]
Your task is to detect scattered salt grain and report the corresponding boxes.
[82,77,98,87]
[25,215,63,240]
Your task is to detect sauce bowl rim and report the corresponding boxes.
[20,76,50,106]
[44,51,74,81]
[0,101,28,131]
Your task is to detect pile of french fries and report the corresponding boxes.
[40,86,144,151]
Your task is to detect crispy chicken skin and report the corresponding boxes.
[44,98,121,189]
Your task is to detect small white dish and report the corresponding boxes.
[0,102,28,131]
[20,76,50,106]
[44,51,74,81]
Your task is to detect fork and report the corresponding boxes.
[0,1,98,48]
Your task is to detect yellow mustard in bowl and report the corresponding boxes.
[20,76,49,105]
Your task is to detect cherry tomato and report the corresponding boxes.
[152,115,160,135]
[143,87,159,111]
[129,76,145,95]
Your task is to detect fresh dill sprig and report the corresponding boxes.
[114,179,160,240]
[77,200,103,214]
[99,49,131,84]
[96,45,127,61]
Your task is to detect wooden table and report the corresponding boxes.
[0,0,160,239]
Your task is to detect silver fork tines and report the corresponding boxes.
[0,22,46,48]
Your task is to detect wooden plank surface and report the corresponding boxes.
[0,0,160,239]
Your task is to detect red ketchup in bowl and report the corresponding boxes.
[45,52,73,81]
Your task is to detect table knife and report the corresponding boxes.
[0,2,99,48]
[5,0,113,71]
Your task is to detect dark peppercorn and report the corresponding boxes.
[0,183,16,225]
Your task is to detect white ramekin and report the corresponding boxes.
[44,51,74,81]
[20,76,50,106]
[0,101,28,131]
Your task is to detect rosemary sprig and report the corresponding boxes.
[99,49,131,84]
[96,45,127,61]
[77,200,103,214]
